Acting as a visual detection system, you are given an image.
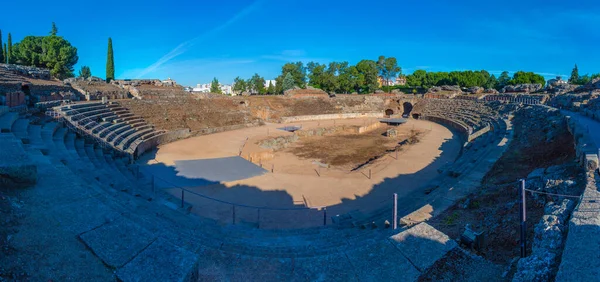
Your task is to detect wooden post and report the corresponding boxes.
[323,207,327,226]
[271,164,274,173]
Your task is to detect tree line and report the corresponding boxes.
[0,23,114,81]
[568,64,600,85]
[223,56,559,95]
[404,70,546,90]
[228,56,400,95]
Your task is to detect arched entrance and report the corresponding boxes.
[21,84,31,96]
[385,109,394,117]
[402,102,413,118]
[412,113,421,119]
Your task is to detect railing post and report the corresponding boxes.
[520,179,527,258]
[257,209,261,229]
[233,205,236,225]
[323,207,327,226]
[393,193,398,230]
[181,189,184,208]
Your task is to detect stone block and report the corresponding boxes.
[116,240,199,282]
[389,223,457,272]
[584,154,598,171]
[79,218,156,268]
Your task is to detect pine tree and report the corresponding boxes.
[50,22,58,36]
[7,33,12,64]
[282,73,295,92]
[267,81,275,95]
[0,30,4,64]
[210,77,222,94]
[569,64,579,84]
[106,38,115,82]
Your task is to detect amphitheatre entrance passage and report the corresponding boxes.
[139,117,462,228]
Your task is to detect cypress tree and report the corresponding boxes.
[106,37,114,82]
[0,30,4,64]
[7,33,12,64]
[2,44,6,64]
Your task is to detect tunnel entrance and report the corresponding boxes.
[385,109,394,117]
[21,84,31,96]
[402,102,413,118]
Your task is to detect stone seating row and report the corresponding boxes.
[55,102,164,155]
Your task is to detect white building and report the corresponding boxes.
[264,80,276,88]
[192,83,234,95]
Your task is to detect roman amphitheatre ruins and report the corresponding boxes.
[1,63,600,281]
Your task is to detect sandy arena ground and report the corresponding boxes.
[139,118,462,228]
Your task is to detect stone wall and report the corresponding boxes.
[134,129,191,158]
[553,110,600,281]
[279,112,384,123]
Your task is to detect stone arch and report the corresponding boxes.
[385,109,394,117]
[412,113,421,119]
[402,102,413,117]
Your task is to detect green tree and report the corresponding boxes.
[406,69,427,87]
[7,33,12,64]
[245,73,266,95]
[497,71,511,89]
[232,76,247,95]
[11,32,78,79]
[0,30,4,64]
[78,66,91,78]
[267,81,275,94]
[210,77,222,94]
[2,44,6,64]
[106,38,114,82]
[355,60,380,93]
[510,71,545,86]
[11,36,44,66]
[569,64,579,84]
[377,56,401,92]
[485,74,498,89]
[307,61,326,89]
[281,62,306,88]
[50,22,58,36]
[282,72,295,92]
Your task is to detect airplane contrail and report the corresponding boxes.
[136,0,264,78]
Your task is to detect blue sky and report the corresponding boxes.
[1,0,599,86]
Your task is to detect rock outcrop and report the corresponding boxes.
[501,84,543,93]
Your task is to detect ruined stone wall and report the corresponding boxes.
[279,112,384,123]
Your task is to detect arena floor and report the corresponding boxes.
[138,118,462,228]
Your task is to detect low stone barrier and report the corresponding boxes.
[135,129,191,158]
[420,115,469,143]
[194,122,261,136]
[467,124,490,142]
[279,112,384,123]
[565,116,598,171]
